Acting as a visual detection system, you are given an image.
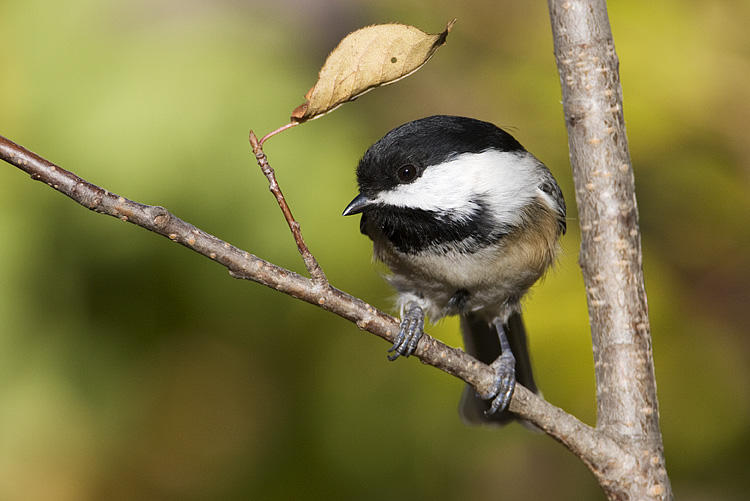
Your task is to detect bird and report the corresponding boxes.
[342,115,566,424]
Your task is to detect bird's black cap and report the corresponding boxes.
[355,115,526,196]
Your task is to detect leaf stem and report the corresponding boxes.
[259,122,299,146]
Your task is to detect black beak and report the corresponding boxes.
[342,193,374,216]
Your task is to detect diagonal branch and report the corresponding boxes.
[0,132,622,471]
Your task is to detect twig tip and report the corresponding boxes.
[248,130,260,152]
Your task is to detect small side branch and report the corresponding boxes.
[248,130,327,286]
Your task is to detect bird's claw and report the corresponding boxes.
[484,351,516,416]
[388,304,424,361]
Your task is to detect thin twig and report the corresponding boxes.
[259,122,299,146]
[0,133,620,471]
[248,129,327,286]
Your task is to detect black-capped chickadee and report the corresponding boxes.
[343,115,566,424]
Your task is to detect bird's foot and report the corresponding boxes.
[388,303,424,361]
[483,351,516,415]
[481,319,517,416]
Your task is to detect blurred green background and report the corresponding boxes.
[1,1,748,499]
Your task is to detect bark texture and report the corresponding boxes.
[548,1,671,498]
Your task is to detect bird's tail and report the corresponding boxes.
[458,310,539,425]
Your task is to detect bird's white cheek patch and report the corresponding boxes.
[375,156,479,213]
[373,150,542,223]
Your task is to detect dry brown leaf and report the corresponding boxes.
[291,19,456,123]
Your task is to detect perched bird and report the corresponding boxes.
[343,116,566,424]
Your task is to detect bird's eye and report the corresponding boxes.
[397,164,417,183]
